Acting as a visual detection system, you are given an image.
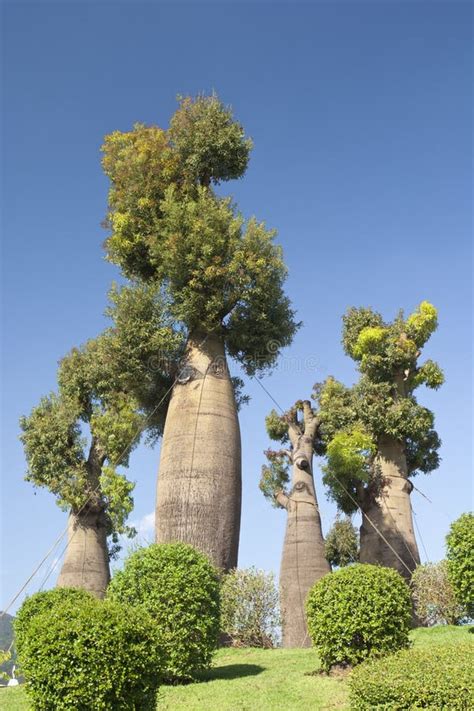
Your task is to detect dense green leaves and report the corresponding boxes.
[102,93,298,374]
[16,593,162,710]
[107,543,220,680]
[318,302,443,514]
[446,512,474,618]
[306,564,411,671]
[19,395,88,511]
[349,640,474,710]
[168,93,252,186]
[14,588,95,654]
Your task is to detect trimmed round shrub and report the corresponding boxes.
[411,561,464,626]
[107,542,220,680]
[220,567,280,647]
[306,563,411,671]
[446,512,474,618]
[14,587,94,652]
[349,640,474,709]
[16,596,161,710]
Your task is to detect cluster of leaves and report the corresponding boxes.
[411,561,465,626]
[314,302,443,513]
[220,567,280,647]
[446,512,474,618]
[306,563,411,671]
[107,542,221,680]
[349,640,474,710]
[19,336,142,544]
[260,450,290,506]
[0,650,10,682]
[102,94,299,376]
[15,588,161,710]
[324,516,359,568]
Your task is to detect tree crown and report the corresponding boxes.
[317,302,443,514]
[102,94,298,375]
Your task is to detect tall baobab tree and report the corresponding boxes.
[318,301,443,579]
[101,94,299,570]
[260,400,330,647]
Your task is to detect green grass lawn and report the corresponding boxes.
[0,626,471,711]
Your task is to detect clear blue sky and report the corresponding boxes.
[1,1,472,613]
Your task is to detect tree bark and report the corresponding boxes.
[359,434,420,580]
[279,410,331,648]
[56,439,110,598]
[56,507,110,598]
[155,331,242,570]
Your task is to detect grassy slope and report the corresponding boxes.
[0,626,471,711]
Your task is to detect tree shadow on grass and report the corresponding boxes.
[197,663,265,683]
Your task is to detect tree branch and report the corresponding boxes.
[275,491,289,509]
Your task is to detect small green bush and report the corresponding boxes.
[411,561,464,626]
[446,512,474,618]
[220,567,280,647]
[349,641,474,709]
[107,542,220,680]
[324,516,359,568]
[306,563,411,671]
[16,596,161,710]
[14,587,94,652]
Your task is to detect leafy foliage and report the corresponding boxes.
[169,93,253,186]
[322,430,375,513]
[16,595,161,710]
[107,543,220,680]
[19,333,144,548]
[14,588,94,655]
[0,650,11,682]
[260,451,290,507]
[349,641,474,710]
[220,568,280,648]
[306,564,411,671]
[446,512,474,618]
[102,93,298,376]
[324,517,359,568]
[316,302,443,514]
[411,561,465,626]
[104,281,184,440]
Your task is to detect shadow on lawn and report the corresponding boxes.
[198,663,265,682]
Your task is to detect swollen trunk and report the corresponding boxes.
[359,435,420,580]
[56,508,110,598]
[280,440,330,648]
[155,332,241,570]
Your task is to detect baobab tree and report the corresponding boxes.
[318,301,443,579]
[260,400,330,647]
[20,285,181,595]
[101,94,298,569]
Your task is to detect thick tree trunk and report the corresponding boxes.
[359,435,420,580]
[56,507,110,598]
[155,331,241,570]
[279,415,331,648]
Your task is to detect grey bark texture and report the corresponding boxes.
[155,332,242,571]
[56,508,110,598]
[359,434,420,580]
[279,403,331,648]
[56,438,110,598]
